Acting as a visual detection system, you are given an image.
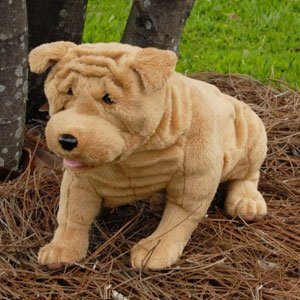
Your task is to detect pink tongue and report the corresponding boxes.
[63,158,86,168]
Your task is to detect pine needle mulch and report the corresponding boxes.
[0,73,299,299]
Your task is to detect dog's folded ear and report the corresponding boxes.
[132,47,178,93]
[29,41,76,74]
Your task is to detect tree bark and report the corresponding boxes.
[26,0,87,121]
[0,0,28,172]
[121,0,195,53]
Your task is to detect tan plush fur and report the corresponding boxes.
[29,42,267,270]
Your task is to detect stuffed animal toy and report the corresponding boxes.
[29,42,267,270]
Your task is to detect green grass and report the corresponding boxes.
[83,0,300,89]
[83,0,131,43]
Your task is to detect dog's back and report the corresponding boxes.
[175,73,267,182]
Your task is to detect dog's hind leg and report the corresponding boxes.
[224,112,267,221]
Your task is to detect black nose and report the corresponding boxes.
[58,134,78,151]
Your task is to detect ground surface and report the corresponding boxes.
[83,0,300,88]
[0,74,299,299]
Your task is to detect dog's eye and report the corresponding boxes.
[67,87,73,96]
[102,93,114,104]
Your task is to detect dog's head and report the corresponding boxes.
[29,42,177,169]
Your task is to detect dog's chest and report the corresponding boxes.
[91,146,182,207]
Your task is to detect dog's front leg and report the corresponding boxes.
[131,115,224,270]
[38,170,101,268]
[131,167,221,270]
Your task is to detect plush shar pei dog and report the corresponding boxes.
[29,42,267,270]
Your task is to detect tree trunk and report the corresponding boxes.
[121,0,195,53]
[26,0,87,121]
[0,0,28,173]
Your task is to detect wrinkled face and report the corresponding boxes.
[29,42,177,169]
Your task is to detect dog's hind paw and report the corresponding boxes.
[225,192,267,221]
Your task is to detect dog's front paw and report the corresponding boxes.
[38,240,88,269]
[131,237,183,270]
